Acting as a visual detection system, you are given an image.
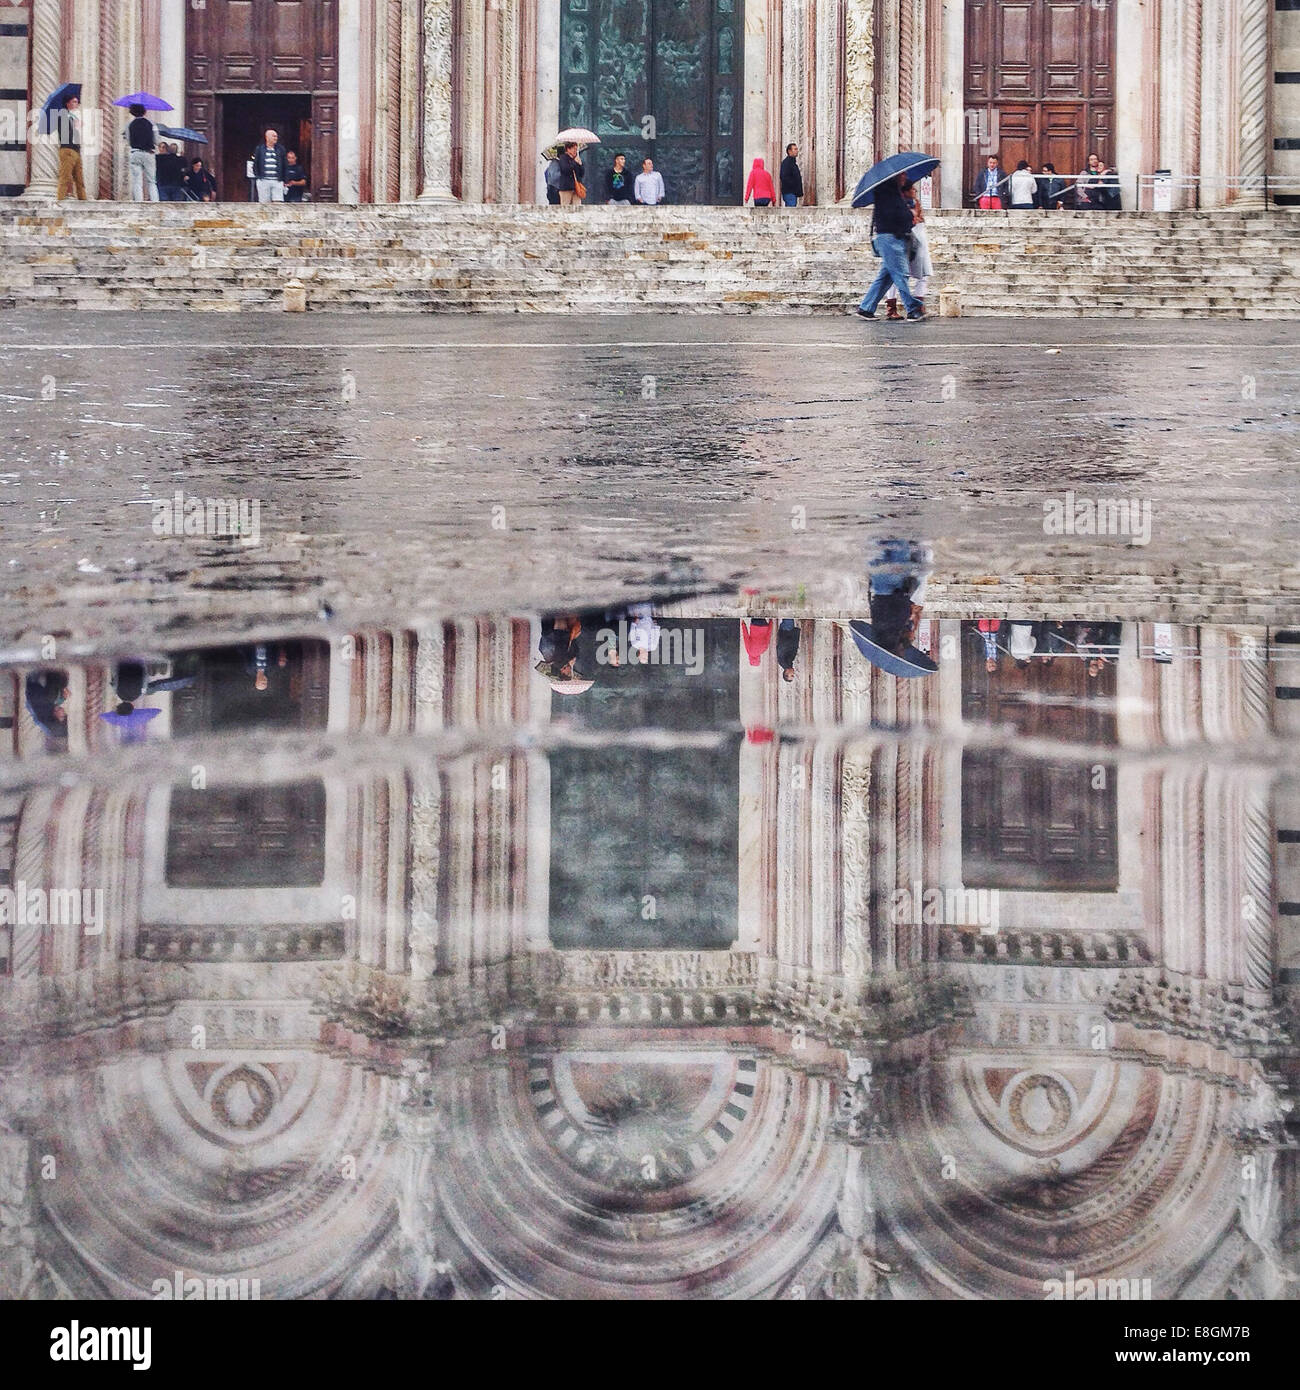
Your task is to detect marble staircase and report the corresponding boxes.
[1,202,1297,315]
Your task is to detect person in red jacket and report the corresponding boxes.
[744,157,776,207]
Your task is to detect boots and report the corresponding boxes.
[885,300,902,320]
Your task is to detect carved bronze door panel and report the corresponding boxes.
[560,0,743,204]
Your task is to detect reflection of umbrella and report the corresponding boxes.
[114,91,173,111]
[157,125,208,145]
[553,127,599,146]
[852,151,941,208]
[39,83,81,135]
[550,678,594,695]
[848,620,938,678]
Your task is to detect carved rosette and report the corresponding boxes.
[420,0,457,199]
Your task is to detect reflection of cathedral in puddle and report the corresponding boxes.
[1,615,1299,1300]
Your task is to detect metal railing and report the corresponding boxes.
[969,172,1300,213]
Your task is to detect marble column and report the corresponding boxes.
[24,0,61,198]
[1237,0,1271,205]
[339,0,362,203]
[938,0,962,207]
[420,0,458,199]
[400,0,423,200]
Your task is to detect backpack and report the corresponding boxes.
[544,159,562,190]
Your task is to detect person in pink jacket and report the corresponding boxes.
[744,157,777,207]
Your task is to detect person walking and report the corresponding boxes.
[743,156,776,207]
[557,141,584,206]
[972,153,1007,209]
[55,94,87,201]
[856,172,924,322]
[605,152,635,204]
[252,128,287,202]
[155,143,187,201]
[779,143,803,207]
[883,178,933,318]
[1008,159,1037,210]
[634,157,665,206]
[776,619,801,681]
[126,103,159,201]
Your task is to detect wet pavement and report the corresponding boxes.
[1,311,1300,1304]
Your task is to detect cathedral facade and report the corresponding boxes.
[4,0,1298,208]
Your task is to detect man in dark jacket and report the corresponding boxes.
[155,143,187,200]
[557,142,583,206]
[856,173,923,321]
[252,128,287,202]
[284,150,310,202]
[972,154,1008,209]
[779,143,803,207]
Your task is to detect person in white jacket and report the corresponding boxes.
[634,157,665,205]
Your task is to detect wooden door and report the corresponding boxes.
[960,623,1118,890]
[187,0,339,201]
[964,0,1115,202]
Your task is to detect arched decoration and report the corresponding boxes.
[874,1055,1241,1298]
[435,1050,842,1297]
[32,1048,399,1299]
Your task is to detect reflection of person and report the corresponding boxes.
[627,602,661,664]
[776,619,800,681]
[742,618,772,666]
[978,618,1001,672]
[243,643,288,691]
[537,615,582,678]
[867,540,932,655]
[25,671,70,740]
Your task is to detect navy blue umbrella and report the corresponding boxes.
[157,125,208,145]
[852,151,941,208]
[848,620,938,678]
[39,82,81,136]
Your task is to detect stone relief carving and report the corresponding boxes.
[421,0,456,199]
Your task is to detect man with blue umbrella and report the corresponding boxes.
[852,151,939,323]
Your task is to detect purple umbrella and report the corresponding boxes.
[114,91,173,111]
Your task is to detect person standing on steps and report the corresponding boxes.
[155,143,187,201]
[557,141,584,206]
[55,94,87,201]
[605,152,635,204]
[973,153,1007,209]
[1040,163,1066,209]
[635,157,666,206]
[252,127,287,202]
[185,157,217,201]
[780,143,803,207]
[856,171,925,322]
[126,103,159,201]
[743,156,776,207]
[1008,160,1037,210]
[284,150,310,202]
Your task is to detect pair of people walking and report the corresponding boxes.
[856,171,930,322]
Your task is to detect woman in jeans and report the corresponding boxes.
[883,180,933,318]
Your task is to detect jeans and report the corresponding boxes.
[783,193,797,207]
[859,234,920,316]
[256,178,285,202]
[158,185,186,202]
[129,150,158,202]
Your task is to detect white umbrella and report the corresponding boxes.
[553,127,599,146]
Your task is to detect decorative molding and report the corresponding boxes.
[420,0,457,198]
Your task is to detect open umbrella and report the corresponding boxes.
[157,125,209,145]
[549,677,595,695]
[553,127,599,146]
[851,151,940,208]
[848,620,938,679]
[39,82,81,136]
[114,91,173,111]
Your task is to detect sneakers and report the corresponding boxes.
[905,308,927,322]
[855,307,876,319]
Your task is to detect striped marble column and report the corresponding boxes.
[24,0,60,197]
[1237,0,1271,204]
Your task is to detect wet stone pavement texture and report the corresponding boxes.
[1,313,1297,649]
